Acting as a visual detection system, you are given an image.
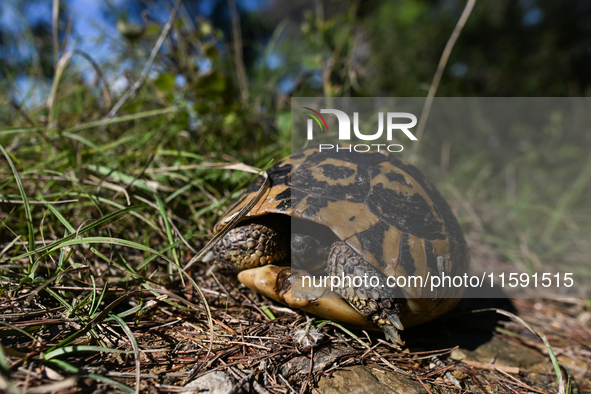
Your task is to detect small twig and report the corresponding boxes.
[86,174,131,205]
[210,271,242,304]
[73,49,111,108]
[230,366,270,394]
[475,308,566,394]
[183,163,269,272]
[431,356,462,389]
[416,376,434,394]
[498,381,521,394]
[278,373,298,394]
[195,339,271,351]
[497,377,548,394]
[112,155,155,204]
[183,347,240,385]
[26,378,78,394]
[322,322,410,377]
[495,367,547,394]
[238,292,273,322]
[227,370,255,394]
[108,0,183,117]
[461,359,519,374]
[409,0,477,163]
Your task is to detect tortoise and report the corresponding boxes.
[204,148,469,344]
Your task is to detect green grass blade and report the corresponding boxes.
[61,107,176,134]
[261,305,276,320]
[542,154,591,243]
[44,345,132,360]
[90,279,105,316]
[0,126,46,136]
[46,204,75,232]
[12,206,139,260]
[0,144,35,273]
[179,271,214,355]
[44,237,174,265]
[48,359,134,393]
[110,314,141,394]
[0,342,17,394]
[154,191,181,276]
[540,334,565,393]
[0,319,42,342]
[62,132,101,151]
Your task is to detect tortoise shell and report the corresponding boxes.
[217,148,469,310]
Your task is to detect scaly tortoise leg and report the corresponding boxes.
[203,220,289,272]
[327,241,405,345]
[204,221,405,344]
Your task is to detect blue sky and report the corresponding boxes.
[1,0,272,105]
[1,0,271,67]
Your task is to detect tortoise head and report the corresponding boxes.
[291,233,333,272]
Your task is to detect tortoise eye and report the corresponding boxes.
[292,235,306,247]
[291,234,318,256]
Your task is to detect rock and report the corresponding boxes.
[451,370,468,380]
[449,349,467,360]
[557,355,588,379]
[317,365,427,394]
[281,345,358,377]
[460,336,549,370]
[182,371,237,394]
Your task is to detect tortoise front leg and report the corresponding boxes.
[327,241,405,345]
[203,221,289,272]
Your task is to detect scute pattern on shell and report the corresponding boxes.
[217,148,469,304]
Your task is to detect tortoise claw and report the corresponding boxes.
[384,325,405,346]
[388,312,404,331]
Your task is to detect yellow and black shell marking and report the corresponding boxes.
[216,148,469,326]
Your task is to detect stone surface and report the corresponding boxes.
[449,349,467,360]
[317,365,427,394]
[182,371,237,394]
[315,337,556,393]
[281,345,358,377]
[557,354,588,379]
[460,336,549,371]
